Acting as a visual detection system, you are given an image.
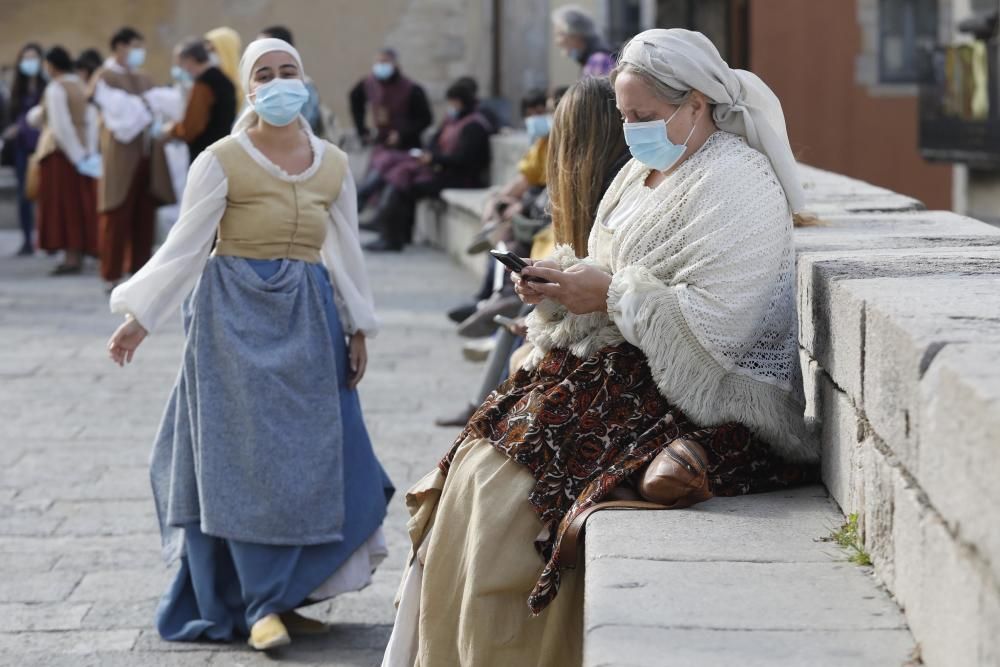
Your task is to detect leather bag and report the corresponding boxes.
[560,437,714,568]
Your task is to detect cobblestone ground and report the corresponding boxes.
[0,230,482,666]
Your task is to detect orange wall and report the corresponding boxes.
[748,0,952,210]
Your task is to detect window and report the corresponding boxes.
[879,0,939,84]
[606,0,645,50]
[655,0,748,68]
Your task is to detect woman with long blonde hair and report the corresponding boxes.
[204,27,243,111]
[546,76,629,257]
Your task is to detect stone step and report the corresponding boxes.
[582,486,916,667]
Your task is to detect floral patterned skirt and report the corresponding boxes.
[441,343,817,613]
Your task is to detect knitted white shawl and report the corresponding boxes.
[526,131,816,462]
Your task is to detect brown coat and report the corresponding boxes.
[90,66,154,213]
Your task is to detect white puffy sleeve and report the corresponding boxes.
[321,168,379,337]
[109,150,227,332]
[45,83,87,164]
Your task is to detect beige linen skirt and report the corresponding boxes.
[382,436,583,667]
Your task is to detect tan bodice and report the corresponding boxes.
[209,136,348,263]
[34,77,89,162]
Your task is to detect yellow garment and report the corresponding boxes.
[517,136,549,187]
[205,27,243,112]
[401,437,583,667]
[209,136,348,263]
[530,224,555,260]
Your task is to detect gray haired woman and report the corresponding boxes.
[381,29,817,667]
[551,4,614,77]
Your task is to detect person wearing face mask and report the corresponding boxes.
[30,46,100,275]
[257,26,323,136]
[163,38,236,162]
[349,47,432,152]
[105,38,392,651]
[364,77,494,252]
[379,29,818,667]
[3,43,46,256]
[551,4,614,78]
[88,26,156,291]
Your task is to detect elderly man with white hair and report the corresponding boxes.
[552,3,615,77]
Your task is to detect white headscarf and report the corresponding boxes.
[232,38,308,134]
[619,29,804,213]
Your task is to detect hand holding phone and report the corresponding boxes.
[489,250,550,283]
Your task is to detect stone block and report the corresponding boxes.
[816,374,862,515]
[0,570,81,602]
[859,441,897,589]
[0,629,139,655]
[795,210,1000,255]
[799,164,923,213]
[797,247,1000,410]
[584,626,915,667]
[918,343,1000,585]
[0,602,91,631]
[585,559,908,632]
[69,569,172,603]
[490,131,531,185]
[859,276,1000,473]
[586,486,838,564]
[890,469,1000,667]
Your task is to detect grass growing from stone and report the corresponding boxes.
[827,513,873,566]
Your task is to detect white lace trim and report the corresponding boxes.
[234,120,328,183]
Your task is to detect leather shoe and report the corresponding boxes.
[447,302,478,323]
[457,295,522,338]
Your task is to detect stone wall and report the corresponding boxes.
[796,167,1000,666]
[436,132,1000,666]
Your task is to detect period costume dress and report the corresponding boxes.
[110,115,392,641]
[382,29,817,667]
[90,58,158,283]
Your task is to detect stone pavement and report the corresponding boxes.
[0,230,482,666]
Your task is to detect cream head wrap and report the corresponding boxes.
[232,37,307,134]
[619,29,804,213]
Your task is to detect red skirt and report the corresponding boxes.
[36,151,99,256]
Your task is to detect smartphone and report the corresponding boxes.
[489,250,550,283]
[493,314,518,328]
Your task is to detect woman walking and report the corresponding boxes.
[32,46,100,274]
[3,43,46,256]
[106,38,393,651]
[382,29,817,666]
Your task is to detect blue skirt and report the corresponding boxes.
[155,260,394,642]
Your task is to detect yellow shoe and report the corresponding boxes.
[280,610,332,636]
[248,613,291,651]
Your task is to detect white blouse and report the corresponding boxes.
[42,75,99,164]
[109,128,379,338]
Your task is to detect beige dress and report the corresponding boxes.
[381,228,620,667]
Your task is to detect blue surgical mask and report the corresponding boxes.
[372,62,395,81]
[19,58,40,77]
[249,78,310,127]
[567,48,581,61]
[623,107,697,172]
[171,66,192,84]
[524,114,552,141]
[127,47,146,69]
[446,107,461,120]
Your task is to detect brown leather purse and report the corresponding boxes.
[560,437,713,568]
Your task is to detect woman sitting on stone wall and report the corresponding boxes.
[381,28,819,667]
